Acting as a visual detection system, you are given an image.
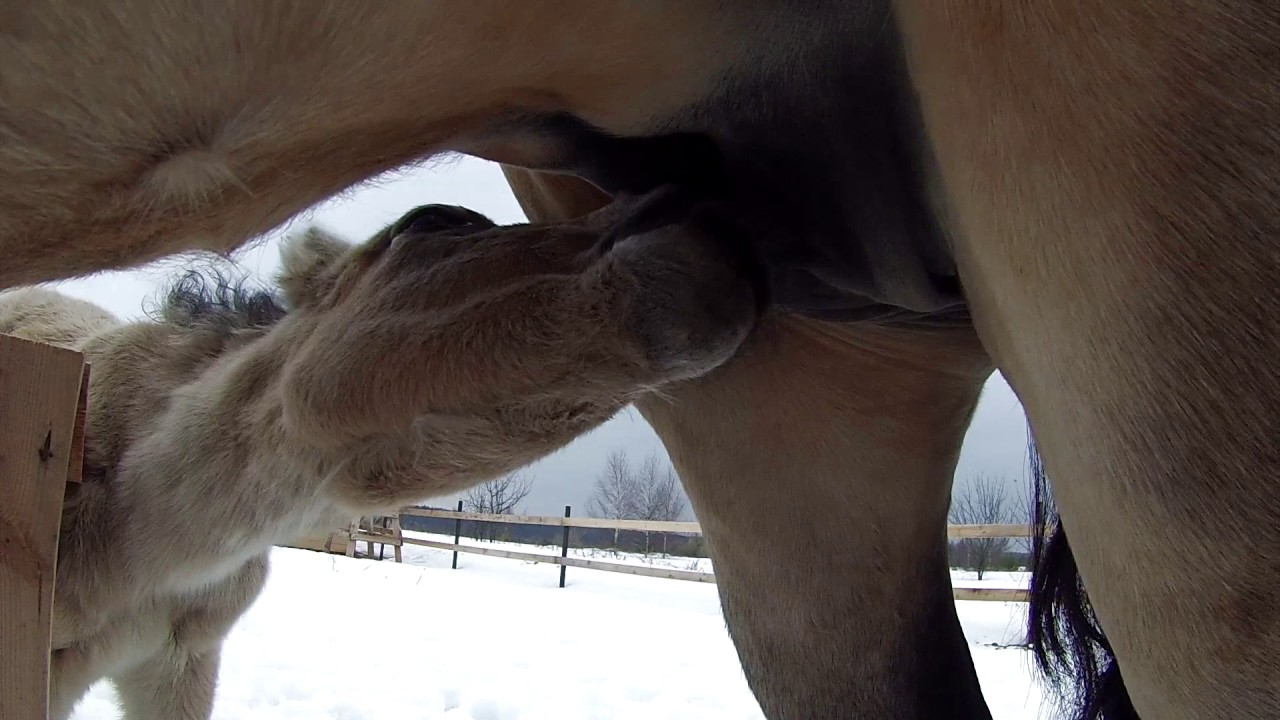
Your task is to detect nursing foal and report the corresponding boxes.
[0,193,763,719]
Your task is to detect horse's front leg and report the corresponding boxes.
[638,317,996,719]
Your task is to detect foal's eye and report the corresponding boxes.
[389,204,496,239]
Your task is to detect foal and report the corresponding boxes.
[0,193,763,719]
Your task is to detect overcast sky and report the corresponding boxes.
[52,155,1031,516]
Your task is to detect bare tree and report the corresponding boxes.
[632,452,688,554]
[462,472,533,542]
[948,474,1015,579]
[587,449,690,553]
[587,449,638,546]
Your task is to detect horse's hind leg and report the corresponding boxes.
[895,1,1280,716]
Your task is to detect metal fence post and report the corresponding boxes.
[451,499,463,569]
[559,505,571,588]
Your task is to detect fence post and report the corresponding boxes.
[451,500,463,569]
[559,505,571,588]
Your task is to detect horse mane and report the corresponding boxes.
[146,261,287,334]
[1026,428,1141,720]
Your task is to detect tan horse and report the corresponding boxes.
[0,195,762,719]
[2,2,1276,718]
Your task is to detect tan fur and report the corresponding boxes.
[503,166,1001,717]
[2,198,761,719]
[2,2,1276,718]
[0,1,746,289]
[507,5,1279,716]
[892,3,1280,716]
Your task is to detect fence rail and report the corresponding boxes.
[399,507,1033,540]
[400,507,702,533]
[401,535,718,583]
[386,505,1033,602]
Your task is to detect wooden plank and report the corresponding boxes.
[952,587,1030,603]
[324,530,349,555]
[558,556,716,583]
[947,524,1032,540]
[0,334,88,720]
[282,529,350,555]
[404,536,566,565]
[391,516,403,563]
[550,516,702,533]
[405,538,1031,600]
[398,509,1032,599]
[403,508,1030,539]
[403,537,715,582]
[401,507,702,533]
[405,537,1025,598]
[349,532,402,546]
[65,364,91,485]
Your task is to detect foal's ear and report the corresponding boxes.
[276,227,350,309]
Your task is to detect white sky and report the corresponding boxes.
[52,155,1031,515]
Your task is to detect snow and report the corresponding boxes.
[69,538,1048,719]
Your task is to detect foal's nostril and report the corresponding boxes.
[391,204,497,238]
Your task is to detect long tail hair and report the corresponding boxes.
[1026,427,1140,719]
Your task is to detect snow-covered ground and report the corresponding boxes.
[70,539,1047,719]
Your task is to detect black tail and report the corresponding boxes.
[1026,428,1140,720]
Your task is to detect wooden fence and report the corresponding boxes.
[0,336,91,720]
[370,504,1033,603]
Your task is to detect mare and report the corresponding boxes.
[2,3,1276,717]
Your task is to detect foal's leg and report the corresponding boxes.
[48,555,264,720]
[113,650,220,720]
[895,2,1280,716]
[111,555,268,720]
[49,649,108,720]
